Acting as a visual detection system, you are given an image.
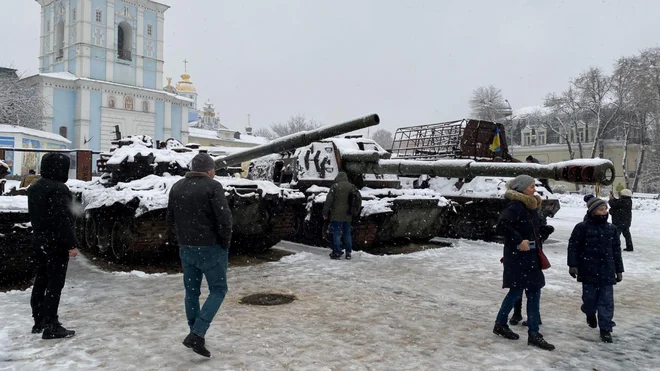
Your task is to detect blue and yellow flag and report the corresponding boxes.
[489,126,501,153]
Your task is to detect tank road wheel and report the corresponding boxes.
[111,220,132,261]
[84,215,98,251]
[97,220,111,254]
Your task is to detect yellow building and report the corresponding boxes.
[509,106,643,190]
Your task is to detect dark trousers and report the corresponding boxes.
[180,245,228,337]
[581,283,615,331]
[330,221,352,256]
[496,288,542,335]
[30,251,69,325]
[618,227,634,250]
[513,296,543,323]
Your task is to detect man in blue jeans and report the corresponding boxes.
[167,153,233,358]
[322,172,358,260]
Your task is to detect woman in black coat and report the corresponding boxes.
[492,175,555,351]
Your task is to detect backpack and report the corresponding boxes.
[348,188,362,218]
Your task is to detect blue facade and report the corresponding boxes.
[53,63,65,72]
[69,0,78,23]
[143,71,156,89]
[155,101,165,141]
[171,105,182,141]
[90,47,106,80]
[188,111,198,123]
[52,88,77,146]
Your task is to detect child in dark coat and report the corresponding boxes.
[568,195,624,343]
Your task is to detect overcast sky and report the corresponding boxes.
[2,0,659,134]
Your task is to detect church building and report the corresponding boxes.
[24,0,190,154]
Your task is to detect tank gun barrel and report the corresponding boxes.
[344,158,616,186]
[215,114,380,169]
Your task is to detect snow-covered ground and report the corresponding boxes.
[1,201,660,370]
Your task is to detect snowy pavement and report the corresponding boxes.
[1,202,660,370]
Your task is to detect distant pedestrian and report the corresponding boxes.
[525,156,552,193]
[20,169,39,188]
[322,171,360,260]
[568,196,624,343]
[28,153,78,339]
[167,153,232,358]
[609,189,634,252]
[493,174,555,351]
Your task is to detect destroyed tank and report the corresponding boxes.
[389,119,616,240]
[0,161,35,289]
[68,114,380,262]
[248,119,615,248]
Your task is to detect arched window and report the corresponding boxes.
[108,96,115,108]
[142,100,149,112]
[55,20,65,60]
[117,21,133,61]
[59,126,68,139]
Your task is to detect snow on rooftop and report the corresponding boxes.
[512,105,552,118]
[0,124,71,144]
[34,72,194,104]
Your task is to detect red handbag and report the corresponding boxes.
[528,212,551,270]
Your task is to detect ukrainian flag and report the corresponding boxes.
[489,126,501,153]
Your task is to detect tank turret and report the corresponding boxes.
[70,114,380,262]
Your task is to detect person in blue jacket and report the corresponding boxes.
[568,195,624,343]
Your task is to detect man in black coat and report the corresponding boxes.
[526,155,553,193]
[609,189,633,252]
[167,153,232,358]
[568,196,624,343]
[28,153,78,339]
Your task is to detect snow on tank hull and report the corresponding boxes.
[297,185,450,249]
[248,138,453,250]
[403,175,560,241]
[69,174,305,263]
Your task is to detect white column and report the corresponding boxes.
[164,100,172,138]
[136,7,144,87]
[76,88,91,149]
[105,0,116,81]
[156,13,165,89]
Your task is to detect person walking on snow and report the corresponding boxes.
[609,189,634,252]
[167,153,233,358]
[493,174,555,351]
[322,171,359,260]
[568,195,624,343]
[28,153,78,339]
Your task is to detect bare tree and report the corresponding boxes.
[270,114,321,138]
[371,129,393,150]
[469,85,510,122]
[0,71,46,130]
[572,67,621,158]
[252,127,275,140]
[545,87,586,159]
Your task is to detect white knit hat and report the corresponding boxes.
[620,189,632,197]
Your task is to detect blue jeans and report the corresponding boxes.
[180,245,228,337]
[581,283,615,331]
[496,288,542,335]
[330,221,352,256]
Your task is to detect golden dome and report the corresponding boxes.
[175,73,196,93]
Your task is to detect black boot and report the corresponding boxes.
[600,330,613,343]
[345,252,352,260]
[586,314,598,328]
[624,248,633,252]
[183,332,211,358]
[528,333,555,351]
[493,323,519,340]
[509,313,522,326]
[42,323,75,340]
[31,324,44,334]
